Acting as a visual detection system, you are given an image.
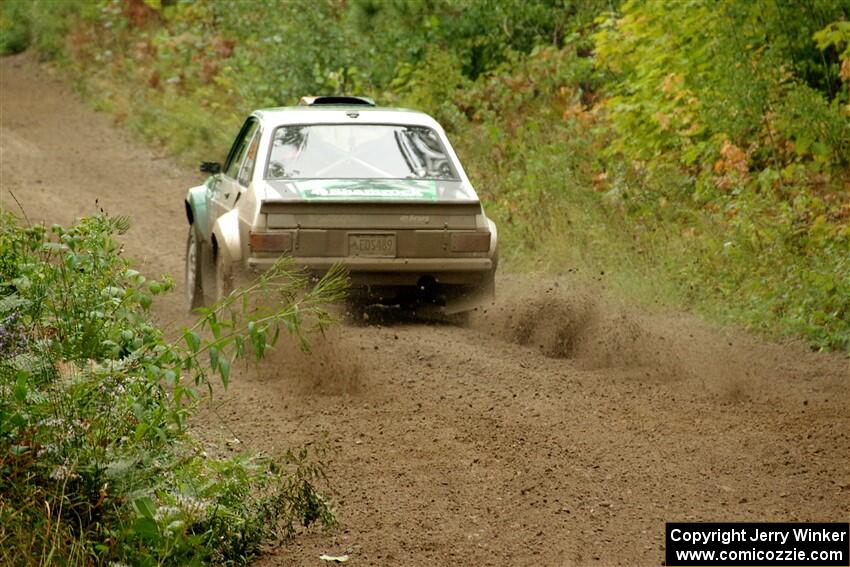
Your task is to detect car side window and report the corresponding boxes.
[223,118,259,179]
[237,129,261,187]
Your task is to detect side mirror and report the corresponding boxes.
[200,161,222,174]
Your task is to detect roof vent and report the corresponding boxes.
[299,95,376,107]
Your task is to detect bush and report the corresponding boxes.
[0,0,31,55]
[0,213,346,564]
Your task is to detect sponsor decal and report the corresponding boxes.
[296,180,438,201]
[400,215,431,223]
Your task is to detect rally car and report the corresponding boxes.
[184,96,497,315]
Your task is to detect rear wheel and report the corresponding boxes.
[185,226,205,311]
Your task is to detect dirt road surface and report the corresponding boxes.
[2,54,848,566]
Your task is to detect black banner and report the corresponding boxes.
[666,523,849,566]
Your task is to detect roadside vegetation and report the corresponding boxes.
[1,0,848,352]
[0,213,346,564]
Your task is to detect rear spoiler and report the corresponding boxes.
[299,95,376,106]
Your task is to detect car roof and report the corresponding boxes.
[253,106,444,130]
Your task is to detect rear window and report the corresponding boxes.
[265,124,459,181]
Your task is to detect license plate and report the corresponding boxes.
[348,234,396,257]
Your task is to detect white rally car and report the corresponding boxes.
[184,96,497,315]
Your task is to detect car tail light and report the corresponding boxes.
[249,231,292,252]
[450,232,490,252]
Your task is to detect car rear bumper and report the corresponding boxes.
[247,256,495,288]
[247,255,492,272]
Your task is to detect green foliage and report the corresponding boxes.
[0,0,31,55]
[814,20,850,61]
[595,0,850,167]
[390,47,471,130]
[0,213,344,564]
[590,0,850,351]
[0,0,100,59]
[348,0,602,80]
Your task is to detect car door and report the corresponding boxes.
[210,117,260,221]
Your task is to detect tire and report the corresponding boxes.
[185,226,206,311]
